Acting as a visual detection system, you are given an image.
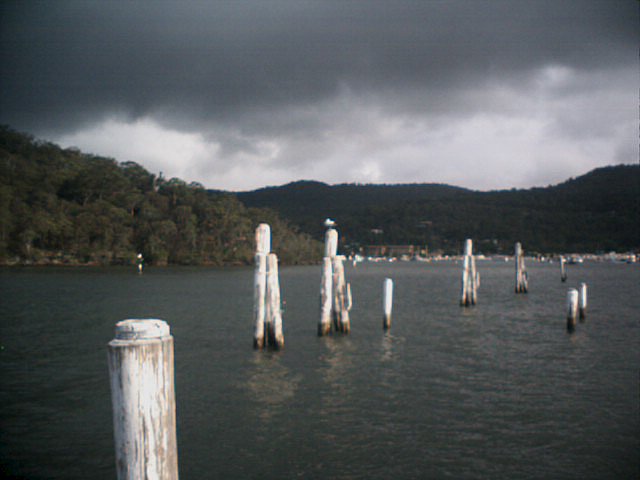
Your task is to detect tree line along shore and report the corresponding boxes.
[1,126,637,266]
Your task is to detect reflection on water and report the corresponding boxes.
[381,331,405,363]
[320,336,356,385]
[381,331,394,362]
[243,352,299,422]
[316,336,358,422]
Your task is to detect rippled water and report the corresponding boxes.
[1,261,638,479]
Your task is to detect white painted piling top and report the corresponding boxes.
[464,239,473,256]
[113,319,171,341]
[325,228,338,258]
[256,223,271,254]
[515,242,522,255]
[267,252,279,271]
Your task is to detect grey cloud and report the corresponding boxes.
[0,0,635,191]
[1,0,635,135]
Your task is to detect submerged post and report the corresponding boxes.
[383,278,393,330]
[579,282,588,320]
[266,253,284,349]
[253,224,270,349]
[560,256,567,282]
[566,288,578,332]
[515,242,528,293]
[108,319,178,480]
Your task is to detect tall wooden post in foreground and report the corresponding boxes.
[460,239,478,306]
[514,242,528,293]
[108,319,178,480]
[383,278,393,330]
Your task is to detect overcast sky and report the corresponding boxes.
[0,1,636,191]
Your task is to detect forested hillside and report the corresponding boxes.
[0,126,321,266]
[237,166,639,255]
[2,125,636,264]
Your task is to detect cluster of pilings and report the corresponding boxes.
[553,253,588,331]
[566,283,588,332]
[108,235,598,476]
[468,239,590,334]
[253,223,284,350]
[318,223,352,335]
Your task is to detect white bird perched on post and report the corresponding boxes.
[324,218,336,228]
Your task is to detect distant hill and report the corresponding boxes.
[236,166,639,254]
[2,125,635,263]
[0,126,321,265]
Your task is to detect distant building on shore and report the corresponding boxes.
[363,245,427,258]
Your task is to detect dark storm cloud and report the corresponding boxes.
[0,0,634,133]
[0,1,636,190]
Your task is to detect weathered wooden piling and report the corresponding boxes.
[514,242,528,293]
[383,278,393,330]
[253,223,284,349]
[332,255,351,333]
[460,239,478,306]
[256,223,271,254]
[253,252,267,349]
[579,282,588,320]
[319,257,333,336]
[340,266,351,334]
[325,228,338,258]
[560,256,567,282]
[319,225,352,335]
[108,319,178,480]
[566,288,579,332]
[470,255,478,304]
[461,254,470,306]
[266,253,284,349]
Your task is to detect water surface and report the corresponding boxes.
[1,261,638,478]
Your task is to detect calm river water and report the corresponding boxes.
[1,261,638,479]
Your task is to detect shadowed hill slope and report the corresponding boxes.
[236,166,639,254]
